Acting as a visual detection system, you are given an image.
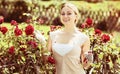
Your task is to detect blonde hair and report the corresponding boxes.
[60,2,80,24]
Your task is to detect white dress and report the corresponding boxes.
[50,30,88,74]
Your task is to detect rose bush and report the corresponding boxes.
[0,15,119,74]
[81,18,120,74]
[0,17,50,73]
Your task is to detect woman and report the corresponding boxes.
[47,2,93,74]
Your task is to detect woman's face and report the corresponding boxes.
[60,6,77,25]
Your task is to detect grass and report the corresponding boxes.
[112,32,120,46]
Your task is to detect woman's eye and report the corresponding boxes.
[67,13,72,15]
[61,12,72,16]
[61,13,65,15]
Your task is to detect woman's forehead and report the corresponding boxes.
[61,6,74,12]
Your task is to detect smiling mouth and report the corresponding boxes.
[63,19,70,22]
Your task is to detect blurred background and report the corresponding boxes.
[0,0,120,32]
[0,0,120,40]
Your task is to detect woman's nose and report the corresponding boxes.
[63,14,68,18]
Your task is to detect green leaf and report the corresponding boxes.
[21,56,26,62]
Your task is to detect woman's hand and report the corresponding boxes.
[84,51,93,63]
[83,50,93,69]
[34,30,46,44]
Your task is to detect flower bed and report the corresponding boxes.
[0,16,120,74]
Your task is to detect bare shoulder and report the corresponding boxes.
[77,31,89,40]
[50,29,61,35]
[49,30,63,39]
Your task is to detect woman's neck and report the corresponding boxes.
[63,25,78,34]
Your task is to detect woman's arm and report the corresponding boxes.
[47,36,52,52]
[81,38,93,69]
[42,36,52,63]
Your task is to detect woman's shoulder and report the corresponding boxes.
[49,30,62,40]
[77,31,89,40]
[50,29,61,35]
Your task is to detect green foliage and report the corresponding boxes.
[2,23,50,38]
[1,22,120,73]
[0,22,45,73]
[82,27,120,74]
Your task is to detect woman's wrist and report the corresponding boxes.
[84,51,93,63]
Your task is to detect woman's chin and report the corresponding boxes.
[62,22,71,25]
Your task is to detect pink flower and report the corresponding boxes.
[11,20,18,26]
[101,34,110,43]
[0,26,8,34]
[8,46,15,54]
[95,29,102,35]
[38,18,44,24]
[14,26,22,36]
[50,25,56,31]
[25,25,34,35]
[0,16,4,24]
[81,23,87,28]
[26,19,31,24]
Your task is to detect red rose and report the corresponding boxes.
[0,26,8,34]
[25,25,34,35]
[8,46,15,54]
[50,25,56,31]
[48,56,55,64]
[101,34,110,43]
[95,29,102,35]
[0,16,4,24]
[81,23,87,28]
[86,18,93,27]
[11,20,18,26]
[27,40,38,48]
[20,48,26,51]
[14,26,22,36]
